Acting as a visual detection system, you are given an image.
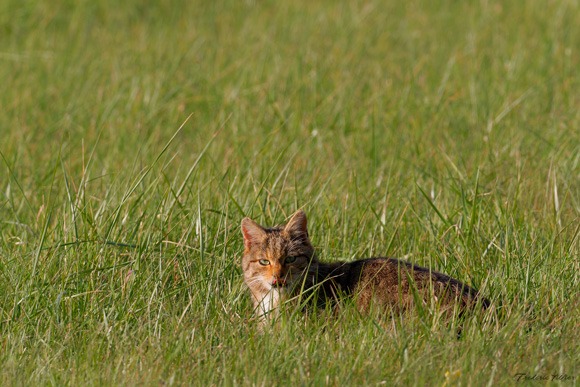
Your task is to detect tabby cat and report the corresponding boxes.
[241,210,488,323]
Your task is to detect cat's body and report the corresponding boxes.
[241,210,488,323]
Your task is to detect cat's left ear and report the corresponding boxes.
[284,210,308,238]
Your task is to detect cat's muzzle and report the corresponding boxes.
[271,278,287,287]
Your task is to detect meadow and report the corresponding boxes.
[0,0,578,385]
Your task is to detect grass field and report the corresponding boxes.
[1,0,579,385]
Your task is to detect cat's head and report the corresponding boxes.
[241,210,316,292]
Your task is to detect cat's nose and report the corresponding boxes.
[271,278,287,287]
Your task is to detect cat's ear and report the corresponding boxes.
[241,217,266,250]
[284,210,308,238]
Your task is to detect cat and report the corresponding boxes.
[241,210,489,324]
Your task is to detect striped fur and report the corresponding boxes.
[241,210,488,324]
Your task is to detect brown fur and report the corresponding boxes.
[241,210,488,323]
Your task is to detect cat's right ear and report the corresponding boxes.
[241,217,266,251]
[284,210,308,238]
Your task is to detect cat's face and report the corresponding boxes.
[241,210,315,293]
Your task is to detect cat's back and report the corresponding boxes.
[339,257,485,311]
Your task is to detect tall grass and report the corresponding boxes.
[1,0,578,385]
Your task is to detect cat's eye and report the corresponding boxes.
[258,259,270,266]
[285,256,298,264]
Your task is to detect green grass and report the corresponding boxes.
[1,0,579,385]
